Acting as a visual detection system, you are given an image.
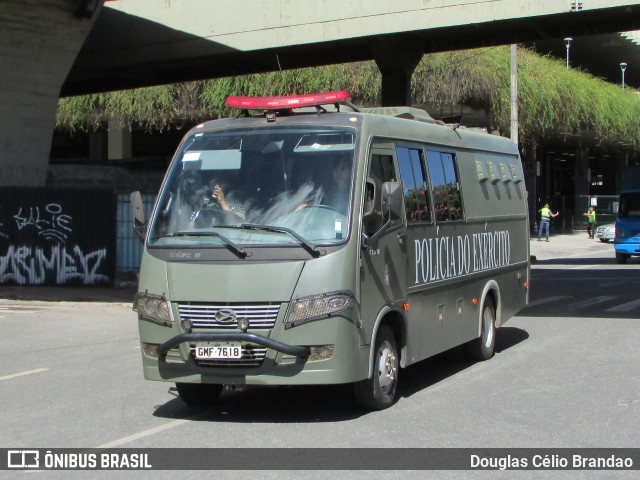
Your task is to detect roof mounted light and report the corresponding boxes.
[225,90,351,110]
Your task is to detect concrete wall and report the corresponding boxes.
[0,0,103,187]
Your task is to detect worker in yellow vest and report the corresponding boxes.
[584,206,596,239]
[537,203,560,241]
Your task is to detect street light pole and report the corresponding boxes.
[564,37,573,68]
[620,62,628,89]
[510,44,518,146]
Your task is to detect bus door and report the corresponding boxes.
[359,143,408,345]
[395,145,443,360]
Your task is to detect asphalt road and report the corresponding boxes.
[0,233,638,479]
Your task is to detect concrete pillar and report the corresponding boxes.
[0,0,103,186]
[615,151,629,194]
[373,38,423,107]
[107,119,132,161]
[574,147,589,197]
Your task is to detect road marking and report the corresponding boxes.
[525,296,571,308]
[0,368,48,381]
[96,419,191,448]
[607,298,640,313]
[0,306,43,314]
[570,295,616,309]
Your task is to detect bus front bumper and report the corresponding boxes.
[614,243,640,255]
[156,332,310,360]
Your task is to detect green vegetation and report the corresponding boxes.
[56,46,640,147]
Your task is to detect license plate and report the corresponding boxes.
[195,343,242,359]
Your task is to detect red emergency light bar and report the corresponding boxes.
[225,90,351,110]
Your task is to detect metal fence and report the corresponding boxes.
[115,193,155,273]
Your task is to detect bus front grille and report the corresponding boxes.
[178,303,280,330]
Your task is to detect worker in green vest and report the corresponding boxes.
[537,203,560,241]
[584,206,596,239]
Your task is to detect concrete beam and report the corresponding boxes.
[0,0,103,186]
[64,0,640,95]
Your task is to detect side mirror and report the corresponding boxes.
[130,191,146,243]
[381,181,403,222]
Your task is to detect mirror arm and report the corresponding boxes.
[361,218,392,249]
[134,223,147,243]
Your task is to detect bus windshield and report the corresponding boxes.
[148,126,356,248]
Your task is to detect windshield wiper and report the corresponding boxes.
[165,231,248,259]
[239,223,323,258]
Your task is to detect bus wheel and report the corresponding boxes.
[175,383,223,406]
[353,325,399,410]
[616,252,629,264]
[464,297,496,361]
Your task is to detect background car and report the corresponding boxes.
[595,223,615,242]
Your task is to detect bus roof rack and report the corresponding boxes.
[361,106,437,124]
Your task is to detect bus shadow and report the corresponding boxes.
[397,326,529,400]
[153,382,367,423]
[152,326,529,422]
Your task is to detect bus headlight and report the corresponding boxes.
[284,291,358,329]
[133,292,174,326]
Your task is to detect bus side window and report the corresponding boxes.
[397,146,431,224]
[426,151,463,221]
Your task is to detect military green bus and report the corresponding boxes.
[131,90,529,410]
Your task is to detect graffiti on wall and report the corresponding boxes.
[0,189,116,286]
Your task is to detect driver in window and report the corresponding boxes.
[297,156,351,215]
[204,172,246,218]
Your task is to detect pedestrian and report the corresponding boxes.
[584,206,596,239]
[537,203,560,242]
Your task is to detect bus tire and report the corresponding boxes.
[616,252,629,264]
[464,296,496,361]
[353,325,399,410]
[175,383,223,406]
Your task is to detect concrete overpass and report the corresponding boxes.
[67,0,640,98]
[2,0,640,186]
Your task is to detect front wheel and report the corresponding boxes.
[464,296,496,361]
[616,252,629,264]
[175,383,223,406]
[353,325,399,410]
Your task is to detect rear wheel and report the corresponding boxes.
[175,383,223,406]
[464,296,496,361]
[353,325,399,410]
[616,252,629,264]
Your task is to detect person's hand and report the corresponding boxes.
[211,184,229,210]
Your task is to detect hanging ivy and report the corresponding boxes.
[56,46,640,147]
